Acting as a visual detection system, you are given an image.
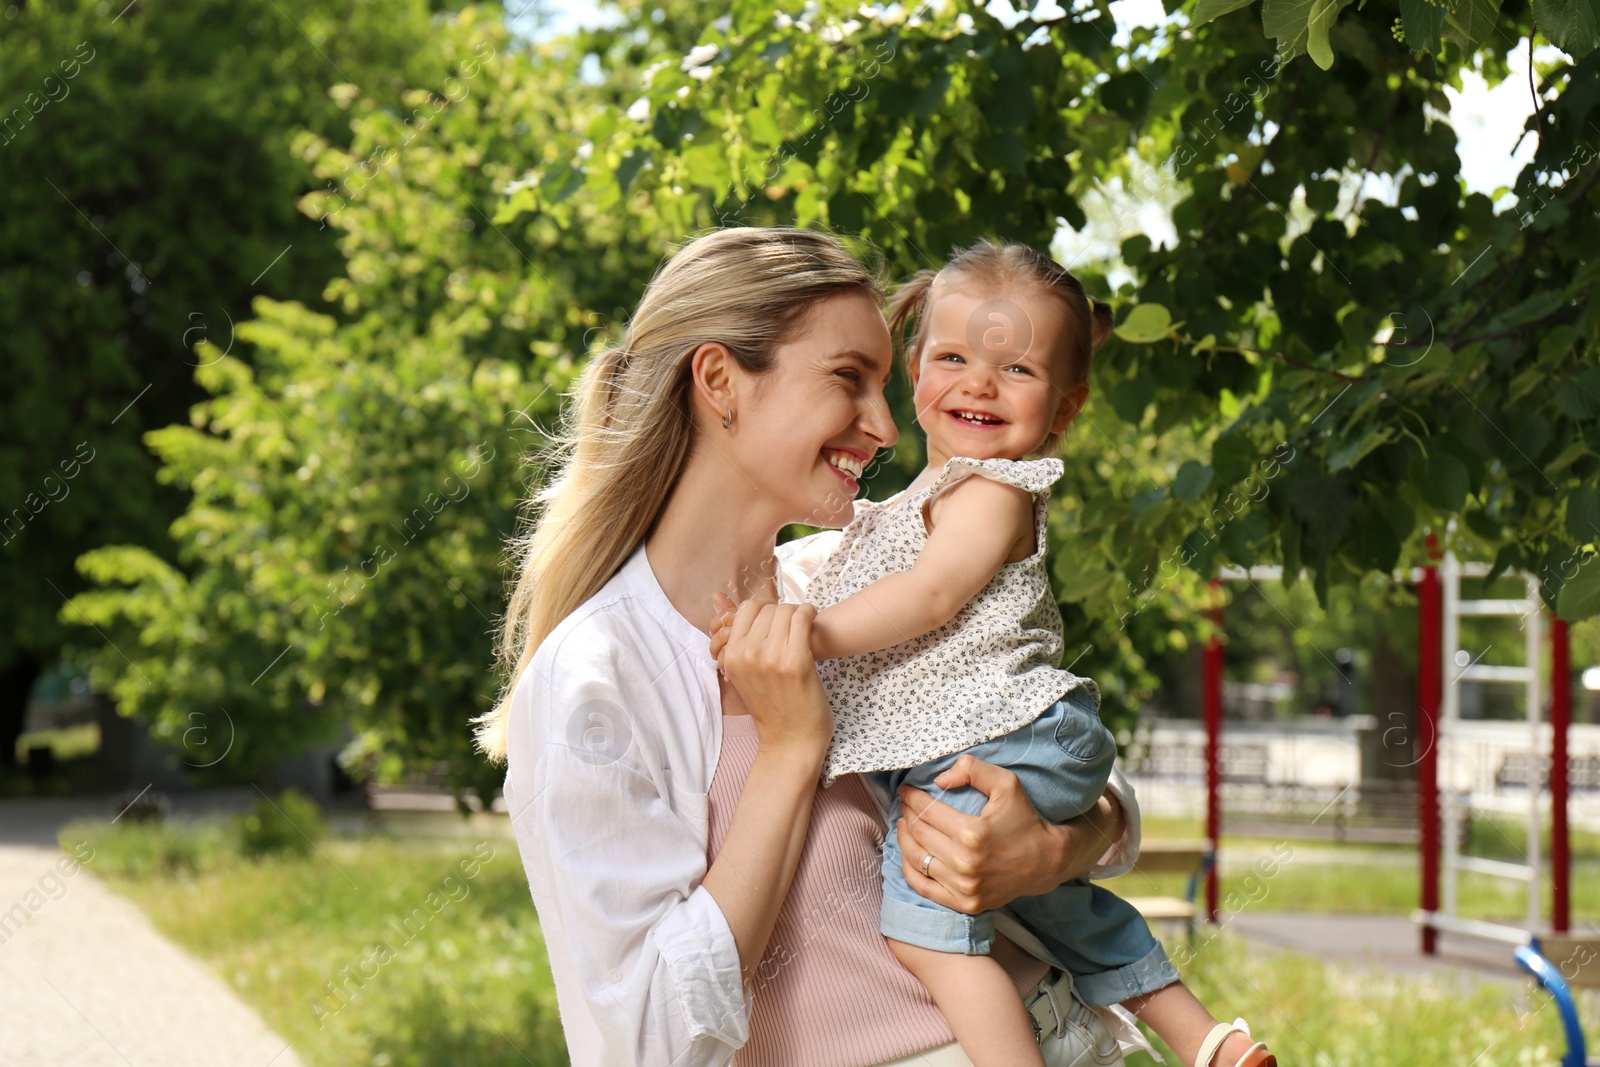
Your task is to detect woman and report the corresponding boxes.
[477,227,1146,1067]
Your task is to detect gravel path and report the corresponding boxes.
[1227,912,1535,986]
[0,841,305,1067]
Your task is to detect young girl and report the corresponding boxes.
[713,242,1275,1067]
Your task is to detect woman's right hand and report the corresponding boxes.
[894,757,1127,913]
[711,589,833,754]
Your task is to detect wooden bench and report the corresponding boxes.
[1127,741,1271,785]
[1118,841,1213,941]
[1515,935,1600,1066]
[1530,935,1600,989]
[1495,752,1600,791]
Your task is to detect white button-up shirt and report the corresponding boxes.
[503,533,1143,1067]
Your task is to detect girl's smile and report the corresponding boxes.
[945,407,1009,430]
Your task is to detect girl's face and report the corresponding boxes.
[909,282,1084,466]
[731,289,899,528]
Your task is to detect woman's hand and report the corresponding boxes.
[894,754,1126,914]
[711,589,833,754]
[701,593,833,987]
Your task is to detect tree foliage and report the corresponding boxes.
[62,9,577,794]
[62,0,1600,793]
[0,0,468,762]
[503,0,1599,621]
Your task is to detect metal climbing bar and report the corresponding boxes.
[1414,540,1571,953]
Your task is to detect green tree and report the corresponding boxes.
[62,7,671,799]
[0,0,469,766]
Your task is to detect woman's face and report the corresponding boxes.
[732,289,899,529]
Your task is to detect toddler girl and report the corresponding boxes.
[713,241,1276,1067]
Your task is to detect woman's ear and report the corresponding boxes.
[689,341,736,422]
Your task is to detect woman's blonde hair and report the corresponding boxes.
[474,227,881,761]
[887,239,1114,456]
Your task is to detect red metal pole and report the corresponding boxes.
[1551,614,1571,934]
[1417,535,1442,955]
[1203,578,1224,924]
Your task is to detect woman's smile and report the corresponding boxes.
[822,446,868,491]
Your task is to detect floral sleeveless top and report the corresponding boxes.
[807,456,1100,786]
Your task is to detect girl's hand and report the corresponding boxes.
[713,590,833,755]
[708,596,736,676]
[893,754,1125,914]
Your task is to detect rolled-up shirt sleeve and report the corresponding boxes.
[514,635,751,1067]
[774,530,843,603]
[1087,764,1142,880]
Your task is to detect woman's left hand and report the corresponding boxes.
[894,754,1123,914]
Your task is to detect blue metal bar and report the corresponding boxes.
[1514,945,1588,1067]
[1183,849,1216,905]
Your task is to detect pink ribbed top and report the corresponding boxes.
[708,714,1049,1067]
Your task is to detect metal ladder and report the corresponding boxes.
[1433,551,1545,942]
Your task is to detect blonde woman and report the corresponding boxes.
[478,227,1146,1067]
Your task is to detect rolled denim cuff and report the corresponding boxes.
[880,892,995,956]
[1070,940,1181,1007]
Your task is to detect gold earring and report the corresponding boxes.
[721,405,733,430]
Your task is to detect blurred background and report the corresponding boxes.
[3,0,1598,1063]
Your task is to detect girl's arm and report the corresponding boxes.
[709,477,1030,666]
[811,474,1034,661]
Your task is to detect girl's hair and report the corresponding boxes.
[474,227,881,761]
[887,239,1114,455]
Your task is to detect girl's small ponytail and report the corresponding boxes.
[887,268,939,371]
[1088,298,1115,355]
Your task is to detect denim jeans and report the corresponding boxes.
[875,685,1181,1008]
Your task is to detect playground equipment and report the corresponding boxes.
[1413,538,1574,952]
[1199,562,1384,919]
[1192,536,1576,947]
[1514,938,1600,1067]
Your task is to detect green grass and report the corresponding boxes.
[60,816,1598,1067]
[1141,812,1600,862]
[1126,813,1600,922]
[1104,856,1600,921]
[63,819,565,1067]
[1128,933,1580,1067]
